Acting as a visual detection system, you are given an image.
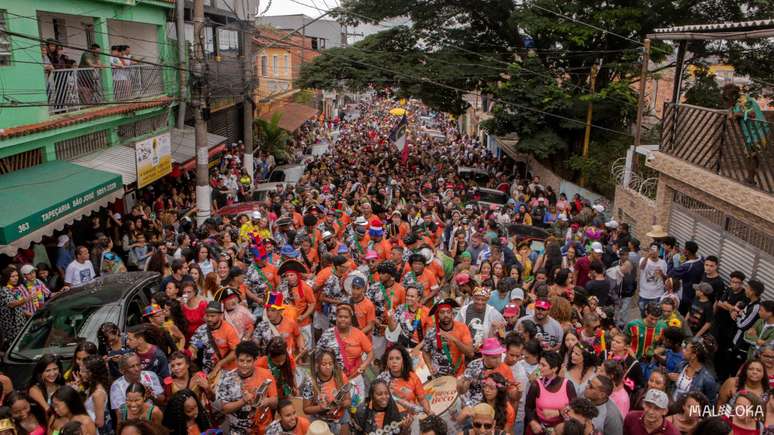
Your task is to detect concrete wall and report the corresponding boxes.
[613,184,662,246]
[107,20,160,62]
[37,13,91,62]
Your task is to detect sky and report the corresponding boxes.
[261,0,339,18]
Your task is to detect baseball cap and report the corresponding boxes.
[20,264,36,275]
[251,211,262,220]
[643,389,669,409]
[591,241,604,254]
[503,304,520,318]
[455,273,471,286]
[205,301,223,313]
[535,299,552,310]
[351,276,366,288]
[510,288,525,301]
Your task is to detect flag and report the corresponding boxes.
[389,115,409,164]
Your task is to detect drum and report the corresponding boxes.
[421,376,459,417]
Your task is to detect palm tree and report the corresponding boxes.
[254,112,291,162]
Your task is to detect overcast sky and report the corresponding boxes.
[261,0,339,18]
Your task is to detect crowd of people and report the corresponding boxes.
[0,91,772,435]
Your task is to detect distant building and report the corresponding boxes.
[256,14,346,49]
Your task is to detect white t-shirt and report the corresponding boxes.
[638,257,668,299]
[65,260,95,287]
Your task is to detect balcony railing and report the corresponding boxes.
[661,102,774,194]
[46,65,164,115]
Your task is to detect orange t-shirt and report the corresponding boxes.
[428,259,445,282]
[387,372,426,406]
[211,322,240,370]
[433,321,473,377]
[381,283,406,311]
[374,411,386,430]
[273,317,302,353]
[373,238,393,261]
[402,266,440,293]
[353,298,376,334]
[290,281,316,327]
[309,373,350,419]
[339,327,372,376]
[243,366,278,431]
[292,212,304,229]
[487,362,516,385]
[286,416,311,435]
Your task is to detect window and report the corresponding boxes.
[311,37,318,50]
[217,28,239,54]
[0,11,9,66]
[272,55,278,76]
[320,38,326,49]
[52,18,67,44]
[204,26,215,56]
[261,55,267,77]
[284,55,288,75]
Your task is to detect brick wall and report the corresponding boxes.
[613,185,661,246]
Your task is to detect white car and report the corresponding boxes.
[253,164,306,200]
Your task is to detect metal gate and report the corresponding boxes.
[669,200,774,300]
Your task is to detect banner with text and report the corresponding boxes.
[136,132,172,188]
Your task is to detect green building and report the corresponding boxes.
[0,0,228,257]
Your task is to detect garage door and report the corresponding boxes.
[669,203,774,300]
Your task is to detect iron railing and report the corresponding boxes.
[47,67,104,114]
[661,102,774,194]
[46,65,165,114]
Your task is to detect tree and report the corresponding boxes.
[684,64,724,109]
[254,113,290,162]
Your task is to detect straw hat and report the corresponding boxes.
[646,225,668,238]
[307,420,334,435]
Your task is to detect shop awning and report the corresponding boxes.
[73,145,138,185]
[170,127,228,170]
[0,161,123,255]
[258,102,318,132]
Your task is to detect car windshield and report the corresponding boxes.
[11,298,116,358]
[477,189,508,205]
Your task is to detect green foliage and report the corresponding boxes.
[254,113,290,161]
[292,89,315,105]
[684,65,724,109]
[568,136,631,196]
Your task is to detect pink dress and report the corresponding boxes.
[610,386,630,416]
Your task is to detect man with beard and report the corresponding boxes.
[517,298,563,352]
[318,230,338,258]
[215,340,278,435]
[404,253,440,306]
[623,389,678,435]
[422,299,474,377]
[189,301,240,382]
[244,236,280,317]
[220,287,255,340]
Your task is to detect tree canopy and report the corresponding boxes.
[295,0,773,194]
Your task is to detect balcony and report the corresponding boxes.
[661,102,774,194]
[46,65,164,115]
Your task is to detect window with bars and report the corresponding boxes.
[0,11,10,66]
[0,149,42,175]
[117,114,168,143]
[55,130,110,161]
[261,56,267,77]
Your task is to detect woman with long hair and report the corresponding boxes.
[457,372,514,433]
[727,391,764,435]
[562,343,597,395]
[27,354,64,413]
[164,351,212,402]
[201,273,219,301]
[6,391,45,435]
[48,385,97,435]
[256,337,298,398]
[187,264,204,292]
[116,384,163,431]
[300,349,351,432]
[97,322,128,379]
[0,266,29,348]
[195,246,215,277]
[81,356,113,434]
[631,368,669,411]
[161,389,211,435]
[376,345,431,415]
[664,391,708,435]
[671,336,719,405]
[351,379,409,435]
[718,359,769,409]
[180,280,206,339]
[605,332,645,392]
[559,329,580,366]
[64,341,99,393]
[318,304,374,378]
[550,269,574,301]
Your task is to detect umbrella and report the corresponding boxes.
[389,107,407,116]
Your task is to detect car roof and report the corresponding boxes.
[476,187,507,194]
[274,163,306,170]
[215,201,263,217]
[47,271,159,304]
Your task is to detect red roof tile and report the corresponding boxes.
[0,98,172,141]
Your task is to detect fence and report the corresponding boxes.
[661,102,774,194]
[47,65,164,114]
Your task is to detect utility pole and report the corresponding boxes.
[625,38,651,189]
[192,0,211,226]
[242,14,255,183]
[175,0,186,129]
[580,62,600,187]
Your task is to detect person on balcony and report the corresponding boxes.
[78,43,104,104]
[110,46,129,100]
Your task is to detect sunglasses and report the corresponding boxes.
[472,422,493,430]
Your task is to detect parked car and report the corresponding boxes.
[473,187,509,210]
[252,163,307,200]
[215,201,264,219]
[2,272,160,386]
[457,166,491,185]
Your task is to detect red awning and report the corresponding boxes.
[258,102,318,132]
[181,143,227,171]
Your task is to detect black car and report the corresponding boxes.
[2,272,160,387]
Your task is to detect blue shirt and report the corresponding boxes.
[488,290,511,313]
